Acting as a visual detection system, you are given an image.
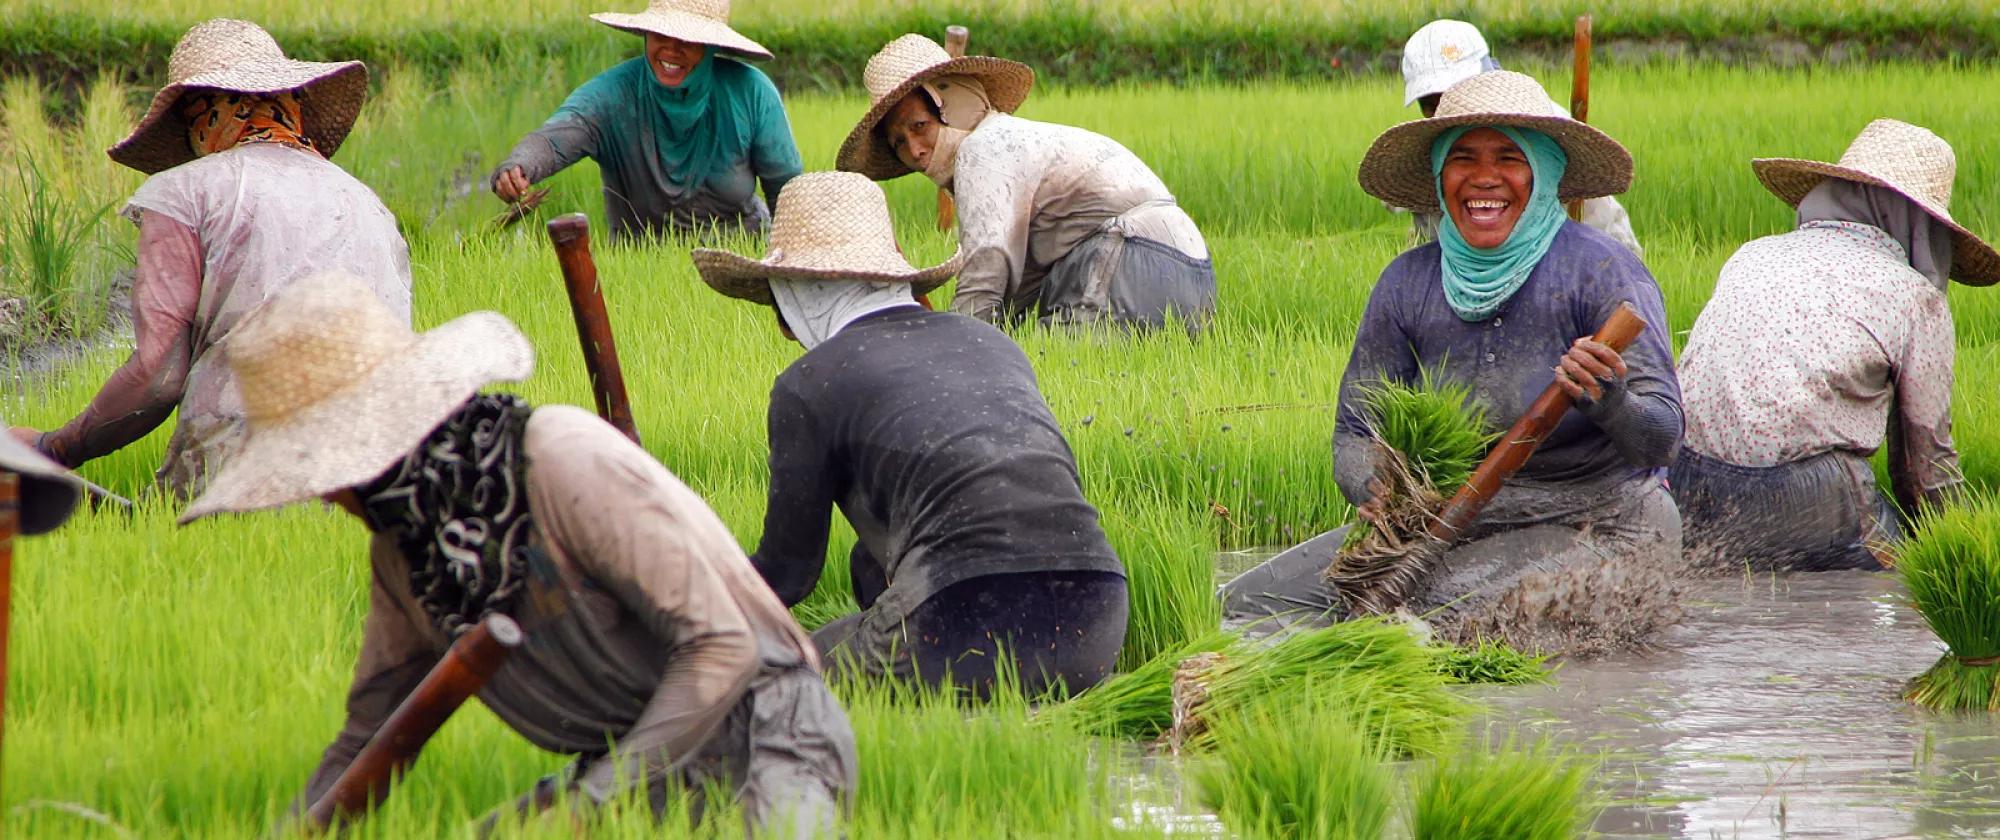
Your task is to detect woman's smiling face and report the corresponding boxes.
[1440,127,1534,249]
[645,33,706,88]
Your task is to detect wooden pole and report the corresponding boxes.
[936,24,970,231]
[0,471,15,802]
[546,214,640,444]
[1567,15,1593,221]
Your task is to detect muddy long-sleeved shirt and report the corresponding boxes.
[948,113,1207,324]
[299,406,818,806]
[748,308,1122,623]
[495,57,802,242]
[42,143,410,494]
[1678,221,1959,512]
[1333,222,1683,510]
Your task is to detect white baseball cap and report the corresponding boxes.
[1401,19,1499,106]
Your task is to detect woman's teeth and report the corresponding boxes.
[1464,199,1508,221]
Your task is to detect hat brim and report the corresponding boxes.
[107,60,368,176]
[0,432,82,535]
[178,312,534,524]
[835,57,1035,181]
[591,10,772,60]
[692,248,965,306]
[1752,158,2000,288]
[1357,112,1634,213]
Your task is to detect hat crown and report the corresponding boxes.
[225,275,416,429]
[1432,70,1565,121]
[168,18,287,85]
[646,0,731,22]
[766,172,899,263]
[1836,119,1956,211]
[863,34,951,104]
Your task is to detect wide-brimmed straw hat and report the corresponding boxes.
[1753,119,1999,287]
[1357,70,1633,214]
[108,18,368,176]
[836,34,1035,181]
[180,274,533,523]
[0,427,82,536]
[693,171,964,305]
[591,0,771,60]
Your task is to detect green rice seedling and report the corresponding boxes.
[1340,375,1494,551]
[2,153,115,339]
[1437,638,1555,686]
[1040,630,1238,740]
[1192,693,1397,840]
[1896,494,2000,711]
[1409,736,1599,840]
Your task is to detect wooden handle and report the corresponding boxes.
[0,471,16,802]
[1428,302,1646,540]
[944,25,969,56]
[936,25,970,231]
[1566,15,1593,221]
[307,615,525,829]
[546,215,640,444]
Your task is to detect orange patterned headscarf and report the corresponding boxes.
[181,90,320,157]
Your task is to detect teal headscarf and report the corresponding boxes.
[1430,125,1570,322]
[559,52,773,188]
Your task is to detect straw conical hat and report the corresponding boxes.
[180,274,533,523]
[1357,70,1632,214]
[692,171,964,305]
[108,19,368,175]
[1753,119,1999,287]
[0,425,82,535]
[591,0,771,60]
[836,34,1035,181]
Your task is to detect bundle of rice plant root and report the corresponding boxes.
[1326,377,1494,613]
[1897,495,2000,711]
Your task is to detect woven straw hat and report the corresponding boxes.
[180,274,533,524]
[1357,71,1632,214]
[1753,119,1999,287]
[591,0,771,60]
[0,425,82,536]
[836,34,1035,181]
[693,172,964,305]
[108,19,368,175]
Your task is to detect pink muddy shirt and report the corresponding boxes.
[1678,221,1959,503]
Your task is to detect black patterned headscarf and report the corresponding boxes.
[357,394,537,637]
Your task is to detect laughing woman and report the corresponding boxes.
[491,0,802,241]
[1220,72,1686,657]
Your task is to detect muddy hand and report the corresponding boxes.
[1356,477,1391,527]
[494,166,531,203]
[8,425,42,449]
[1554,338,1626,401]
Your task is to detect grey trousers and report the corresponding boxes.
[652,664,856,838]
[1038,232,1217,334]
[1220,479,1686,657]
[1669,447,1897,573]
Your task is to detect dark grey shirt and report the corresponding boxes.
[1333,222,1683,514]
[750,308,1123,622]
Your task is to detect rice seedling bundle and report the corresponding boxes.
[1191,694,1397,840]
[1896,494,2000,711]
[1437,638,1555,686]
[1410,738,1597,840]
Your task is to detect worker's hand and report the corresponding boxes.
[494,166,532,203]
[1355,477,1391,527]
[8,426,42,450]
[1553,337,1627,402]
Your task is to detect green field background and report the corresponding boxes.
[5,8,2000,837]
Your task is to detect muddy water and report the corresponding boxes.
[1480,572,2000,839]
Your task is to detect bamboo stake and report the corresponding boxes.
[0,471,16,802]
[936,24,970,231]
[1567,15,1593,221]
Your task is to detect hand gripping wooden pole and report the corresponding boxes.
[305,614,525,831]
[1567,15,1594,221]
[546,214,640,443]
[1428,302,1646,541]
[936,24,970,231]
[0,471,16,801]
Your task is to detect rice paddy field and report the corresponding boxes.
[5,10,2000,838]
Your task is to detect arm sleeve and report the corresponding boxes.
[947,144,1035,325]
[747,75,803,211]
[1574,250,1684,469]
[290,538,439,816]
[748,380,838,606]
[1331,258,1421,506]
[529,436,760,803]
[494,99,602,189]
[40,212,201,467]
[1886,292,1961,512]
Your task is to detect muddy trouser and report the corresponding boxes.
[624,663,856,838]
[1669,447,1898,573]
[1218,478,1685,657]
[1037,210,1217,335]
[812,570,1129,699]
